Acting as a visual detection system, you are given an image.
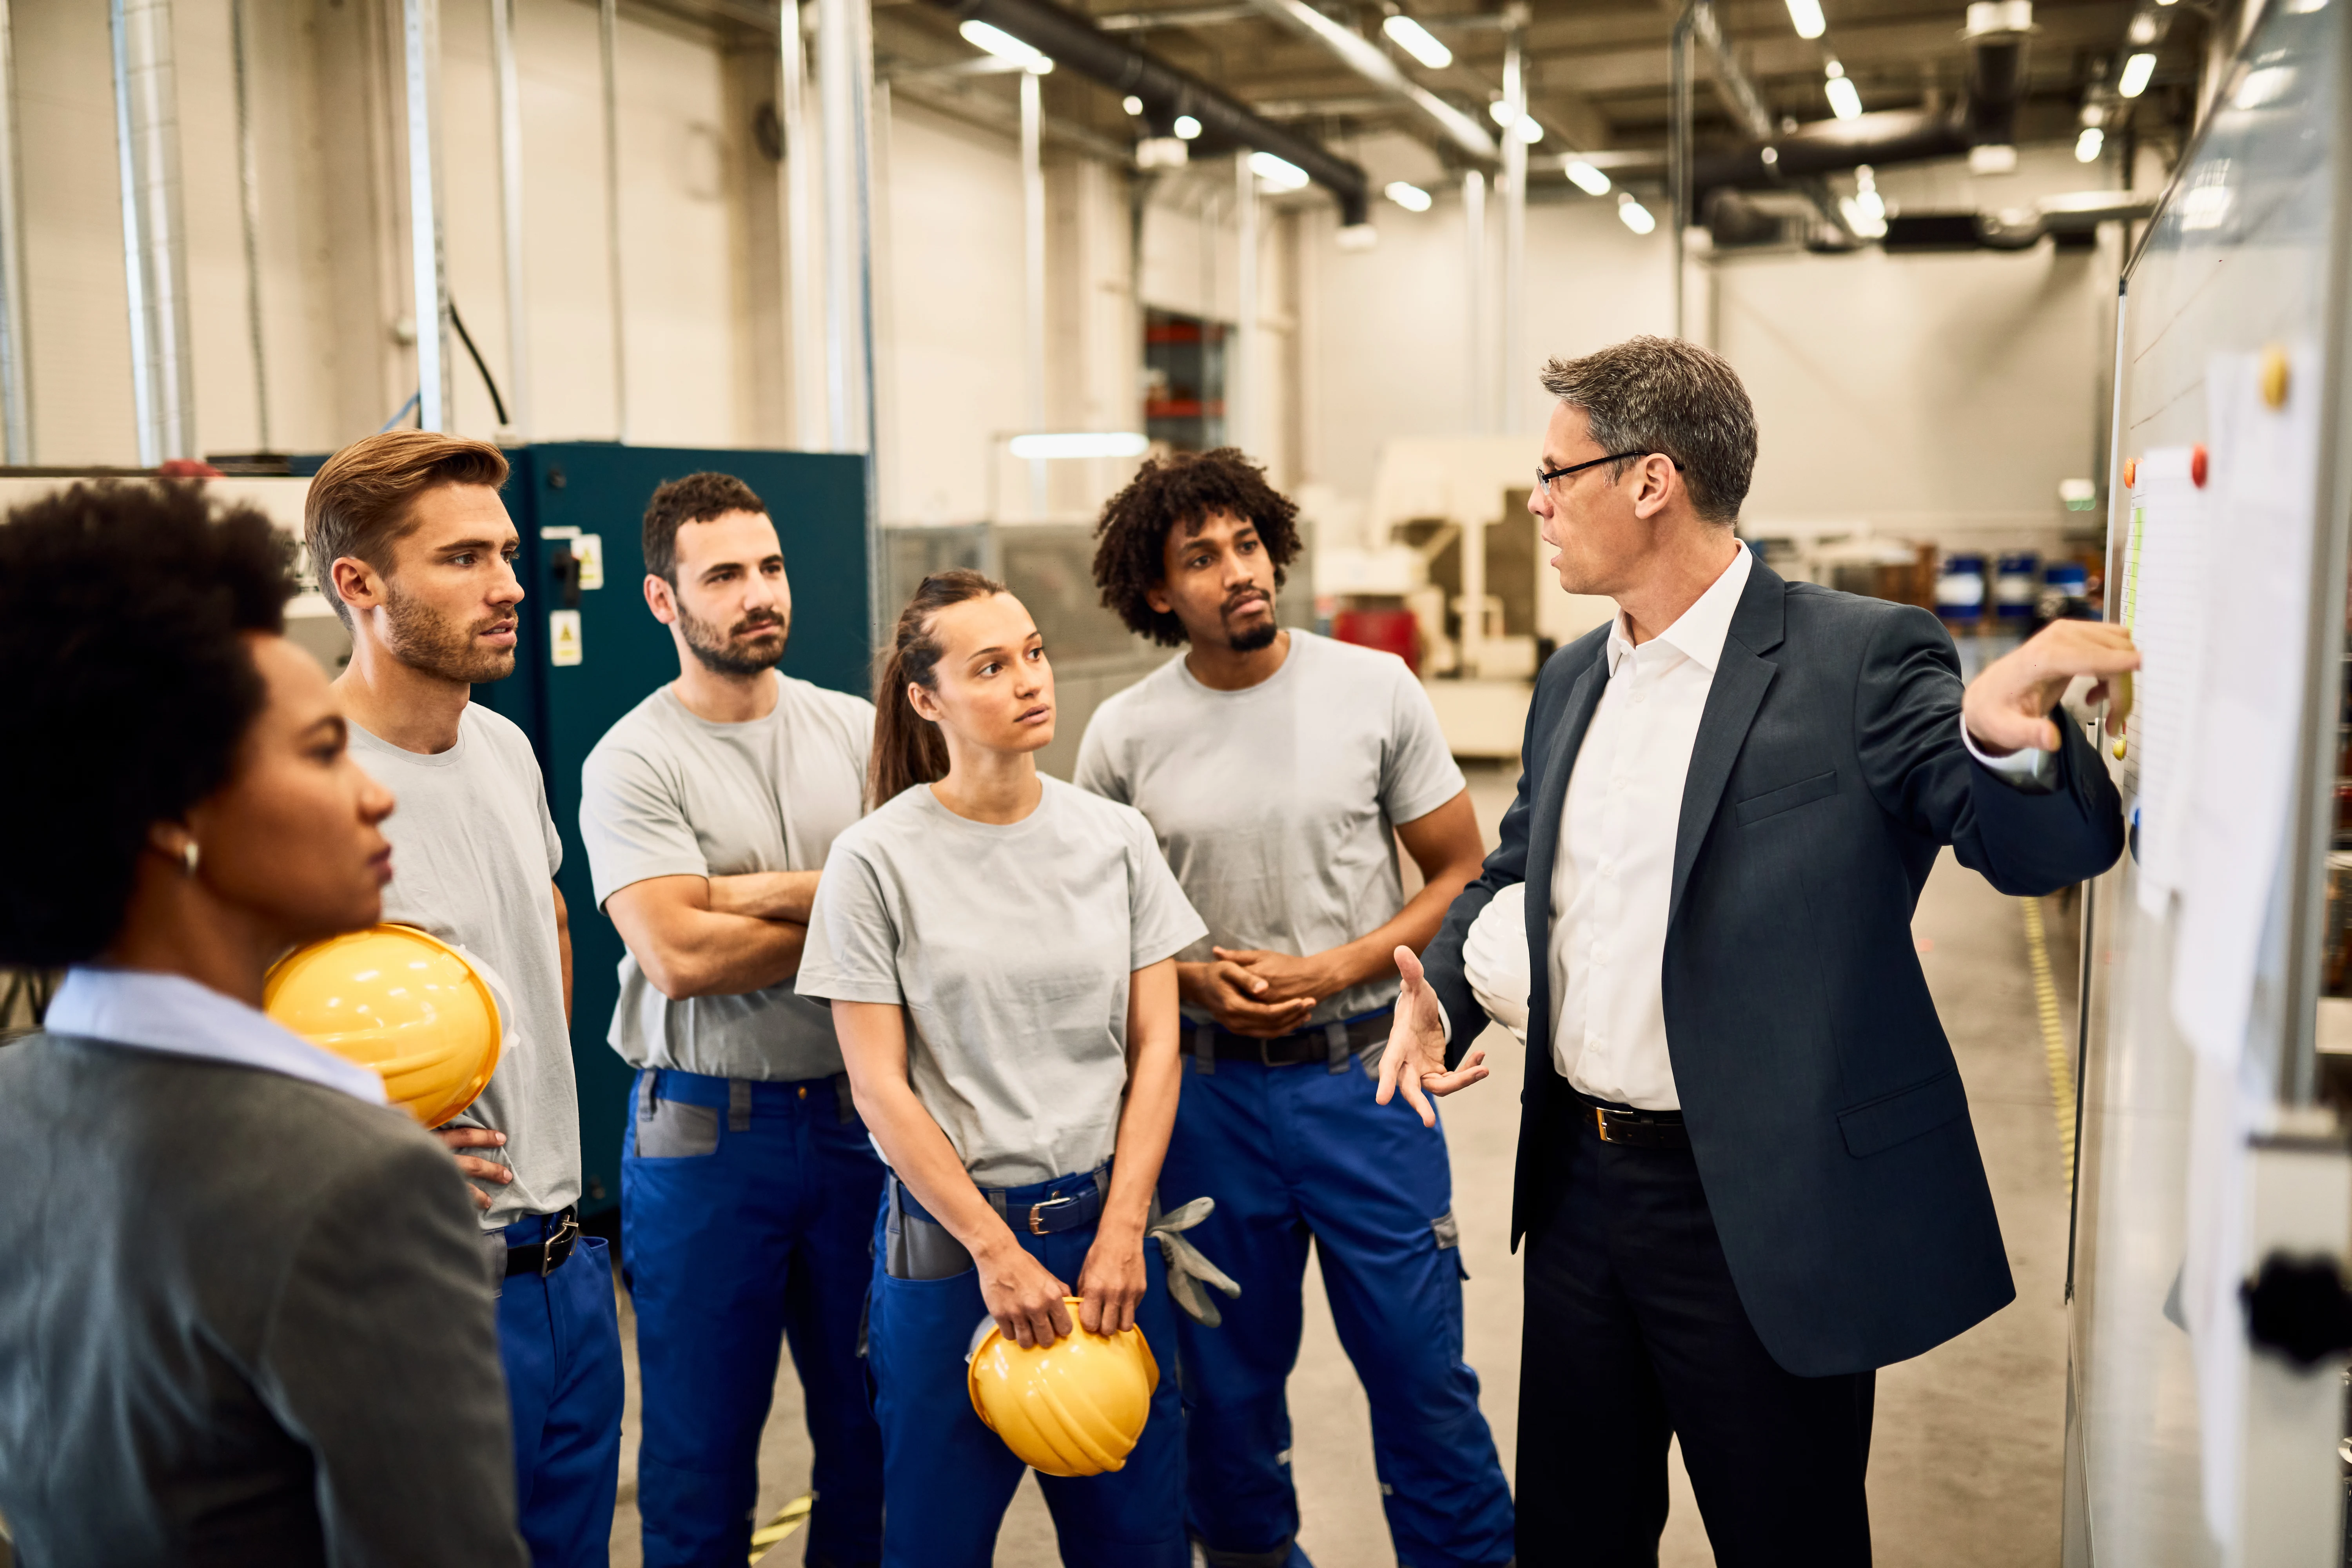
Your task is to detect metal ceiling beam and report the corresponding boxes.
[1096,4,1258,31]
[1236,0,1497,160]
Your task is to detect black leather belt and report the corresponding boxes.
[897,1169,1107,1237]
[1577,1099,1691,1150]
[1193,1007,1392,1072]
[504,1205,580,1278]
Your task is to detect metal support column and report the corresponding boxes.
[1021,65,1045,515]
[600,0,627,441]
[1669,2,1693,341]
[230,0,267,451]
[1232,151,1258,457]
[779,0,824,448]
[397,0,450,431]
[1500,22,1526,435]
[492,0,528,436]
[0,0,32,463]
[1463,169,1487,432]
[109,0,197,463]
[817,0,882,641]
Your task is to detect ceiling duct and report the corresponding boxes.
[921,0,1372,226]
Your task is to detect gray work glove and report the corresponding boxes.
[1149,1196,1241,1327]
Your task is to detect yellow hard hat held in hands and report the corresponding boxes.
[263,924,503,1128]
[967,1297,1158,1477]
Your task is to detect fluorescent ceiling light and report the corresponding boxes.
[1488,98,1515,127]
[2126,12,2157,43]
[2118,51,2156,96]
[1381,14,1453,69]
[1785,0,1827,38]
[1385,180,1433,212]
[1515,115,1543,143]
[1173,113,1203,139]
[1250,150,1311,191]
[1122,95,1144,115]
[1825,74,1864,119]
[1617,192,1656,234]
[1839,196,1887,238]
[2074,125,2104,161]
[1565,159,1612,195]
[1009,432,1151,460]
[959,19,1051,71]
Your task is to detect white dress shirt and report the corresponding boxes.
[1439,547,2049,1086]
[44,966,389,1105]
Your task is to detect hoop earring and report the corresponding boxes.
[181,840,201,878]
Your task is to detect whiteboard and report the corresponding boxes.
[2064,0,2352,1560]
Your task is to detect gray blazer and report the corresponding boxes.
[0,1033,529,1568]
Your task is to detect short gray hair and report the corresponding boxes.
[1538,336,1756,525]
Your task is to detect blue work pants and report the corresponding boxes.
[863,1174,1187,1568]
[622,1068,885,1568]
[1158,1048,1516,1568]
[499,1210,626,1568]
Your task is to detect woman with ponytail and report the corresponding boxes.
[798,571,1203,1566]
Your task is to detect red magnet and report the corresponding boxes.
[2191,444,2208,488]
[2123,457,2138,487]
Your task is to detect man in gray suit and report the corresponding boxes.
[0,481,528,1566]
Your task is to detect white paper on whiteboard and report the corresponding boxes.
[2169,345,2321,1065]
[2123,446,2209,915]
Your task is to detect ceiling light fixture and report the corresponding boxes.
[2118,51,2156,96]
[1785,0,1828,39]
[2075,125,2105,161]
[1122,94,1144,115]
[1381,14,1454,69]
[1617,191,1657,234]
[1516,115,1543,143]
[1172,113,1203,138]
[958,19,1053,72]
[1009,432,1151,460]
[1565,159,1612,195]
[1250,150,1311,191]
[1385,180,1433,212]
[2126,12,2158,43]
[1824,62,1863,119]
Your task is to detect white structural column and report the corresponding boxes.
[816,0,882,640]
[0,0,31,463]
[230,0,267,450]
[1231,152,1258,457]
[1020,66,1045,515]
[600,0,627,440]
[491,0,528,435]
[1463,169,1487,433]
[779,0,824,448]
[1499,24,1527,436]
[109,0,197,462]
[398,0,450,431]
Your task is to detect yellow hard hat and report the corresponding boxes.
[263,924,503,1128]
[966,1299,1160,1477]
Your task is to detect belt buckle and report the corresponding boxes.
[541,1209,579,1277]
[1594,1107,1612,1143]
[1027,1194,1075,1235]
[1259,1034,1281,1068]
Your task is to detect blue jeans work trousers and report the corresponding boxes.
[863,1171,1187,1568]
[498,1209,626,1568]
[1158,1034,1517,1568]
[622,1068,886,1568]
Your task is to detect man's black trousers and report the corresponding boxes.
[1516,1102,1877,1565]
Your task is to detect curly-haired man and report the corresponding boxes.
[1074,448,1515,1568]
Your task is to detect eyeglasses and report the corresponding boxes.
[1536,452,1684,492]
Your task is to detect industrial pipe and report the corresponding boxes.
[109,0,197,463]
[922,0,1370,227]
[399,0,451,431]
[0,0,31,463]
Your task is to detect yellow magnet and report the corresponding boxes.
[2262,344,2291,410]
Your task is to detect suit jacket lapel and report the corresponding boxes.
[1668,559,1788,931]
[1527,648,1610,898]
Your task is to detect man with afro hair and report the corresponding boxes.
[1075,448,1515,1568]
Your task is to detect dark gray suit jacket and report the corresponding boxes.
[1420,559,2124,1377]
[0,1033,529,1567]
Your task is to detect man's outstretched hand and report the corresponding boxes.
[1961,620,2140,755]
[1376,945,1488,1129]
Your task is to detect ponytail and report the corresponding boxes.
[869,568,1007,807]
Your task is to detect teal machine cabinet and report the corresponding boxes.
[468,443,869,1217]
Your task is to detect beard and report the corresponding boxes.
[681,601,788,677]
[1222,589,1279,653]
[383,582,517,684]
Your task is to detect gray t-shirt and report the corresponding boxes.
[1075,629,1465,1026]
[578,677,874,1083]
[350,705,580,1231]
[797,777,1206,1187]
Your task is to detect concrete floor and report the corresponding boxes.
[605,762,2080,1567]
